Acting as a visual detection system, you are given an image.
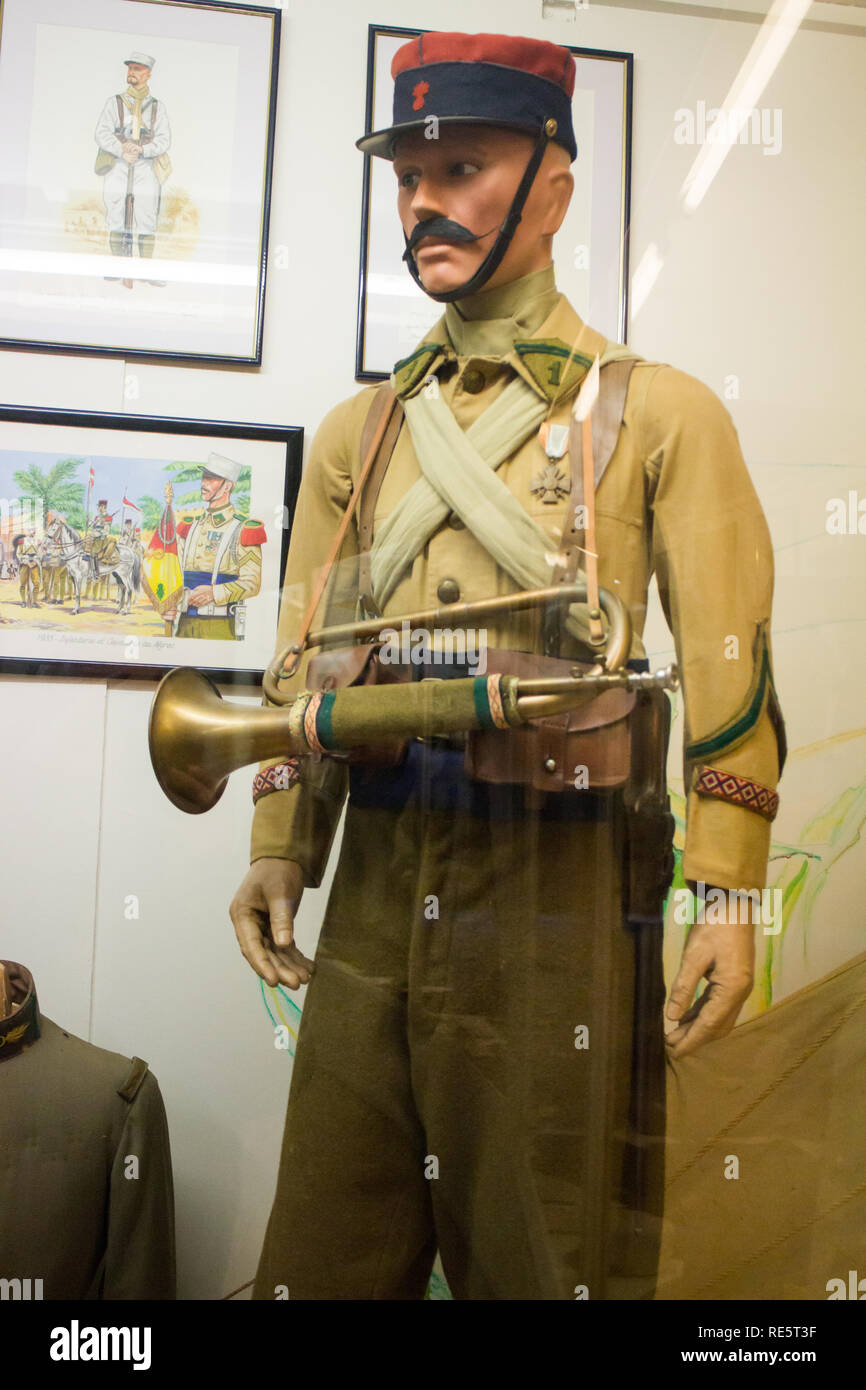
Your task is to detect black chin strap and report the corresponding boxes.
[402,120,555,304]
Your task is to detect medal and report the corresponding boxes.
[532,421,571,503]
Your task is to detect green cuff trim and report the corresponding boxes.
[685,624,775,764]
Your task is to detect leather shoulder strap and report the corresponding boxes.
[358,380,396,462]
[554,356,638,587]
[288,384,400,665]
[116,94,124,129]
[587,357,638,494]
[357,384,404,617]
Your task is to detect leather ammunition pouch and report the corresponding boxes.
[464,649,635,792]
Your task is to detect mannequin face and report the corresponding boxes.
[394,123,573,298]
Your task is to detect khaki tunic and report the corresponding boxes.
[251,288,783,893]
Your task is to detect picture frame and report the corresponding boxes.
[355,24,633,382]
[0,404,302,684]
[0,0,281,365]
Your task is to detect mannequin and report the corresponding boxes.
[228,32,784,1300]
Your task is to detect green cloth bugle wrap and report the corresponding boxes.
[293,674,523,754]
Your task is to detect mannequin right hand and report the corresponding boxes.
[229,857,312,990]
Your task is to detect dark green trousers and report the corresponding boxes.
[254,743,665,1300]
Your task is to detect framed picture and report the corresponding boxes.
[0,405,302,683]
[355,24,633,381]
[0,0,280,365]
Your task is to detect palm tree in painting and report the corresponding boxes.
[12,459,87,529]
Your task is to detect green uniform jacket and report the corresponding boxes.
[251,272,784,893]
[0,971,175,1300]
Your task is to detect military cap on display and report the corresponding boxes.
[124,51,155,69]
[356,32,578,303]
[202,452,242,484]
[356,32,577,161]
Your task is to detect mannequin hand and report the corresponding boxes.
[229,857,312,990]
[665,916,755,1059]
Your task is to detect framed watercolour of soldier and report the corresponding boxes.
[0,0,280,365]
[0,405,302,683]
[355,25,633,381]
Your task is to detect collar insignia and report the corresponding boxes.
[392,342,451,399]
[514,339,595,403]
[0,969,41,1063]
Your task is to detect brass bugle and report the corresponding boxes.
[263,581,629,704]
[149,660,679,819]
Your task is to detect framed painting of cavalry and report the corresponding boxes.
[0,404,302,682]
[355,24,633,380]
[0,0,280,364]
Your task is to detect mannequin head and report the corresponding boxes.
[394,123,573,299]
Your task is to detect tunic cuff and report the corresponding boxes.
[250,761,348,888]
[682,790,773,893]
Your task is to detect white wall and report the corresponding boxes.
[1,0,863,1298]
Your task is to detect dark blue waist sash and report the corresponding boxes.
[348,743,616,822]
[184,569,238,617]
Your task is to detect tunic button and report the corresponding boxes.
[447,513,465,529]
[461,368,485,394]
[437,578,461,604]
[544,757,557,773]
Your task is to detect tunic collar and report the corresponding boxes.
[443,263,560,358]
[0,962,41,1063]
[392,280,611,405]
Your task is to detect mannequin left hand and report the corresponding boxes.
[665,914,755,1059]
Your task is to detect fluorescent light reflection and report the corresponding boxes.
[680,0,811,212]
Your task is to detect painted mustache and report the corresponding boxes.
[402,216,486,260]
